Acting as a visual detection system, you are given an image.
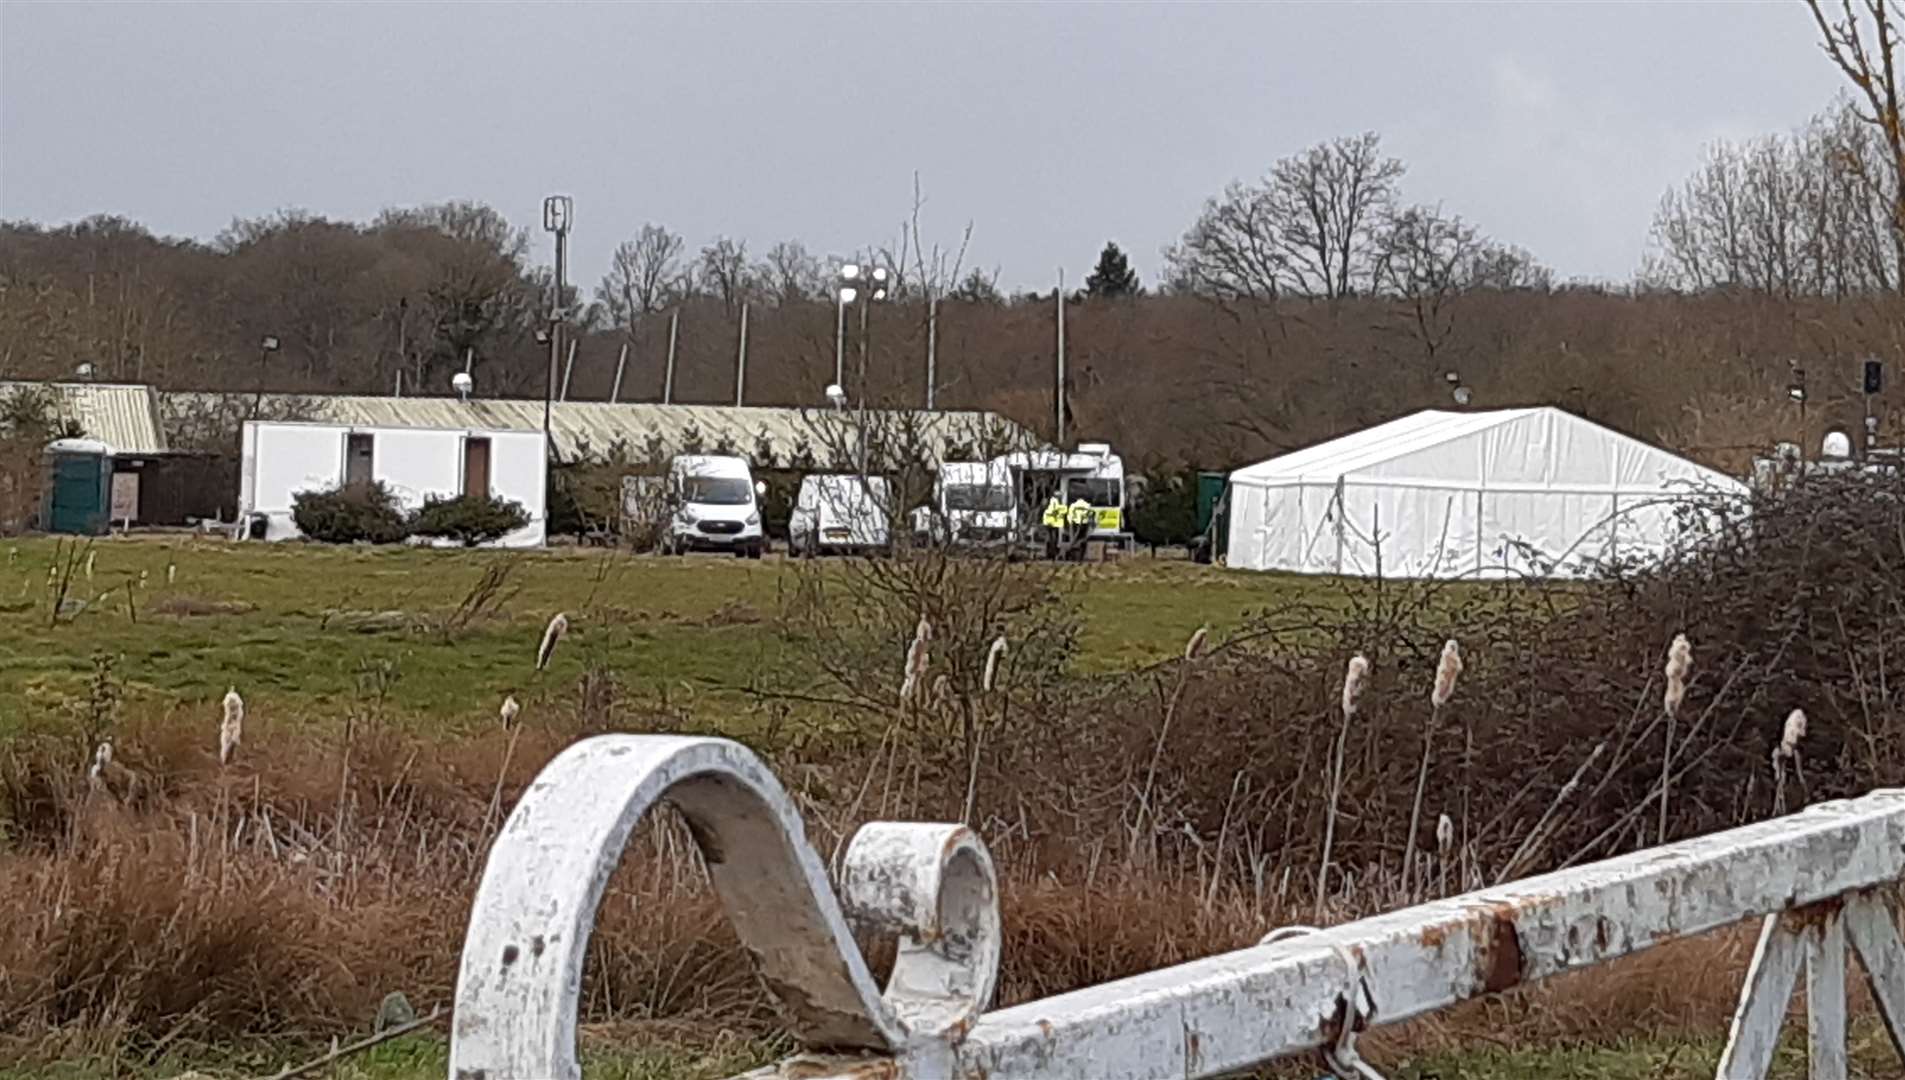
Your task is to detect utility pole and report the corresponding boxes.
[542,196,573,449]
[835,291,848,388]
[858,292,872,392]
[1055,268,1067,446]
[735,301,749,407]
[663,309,679,405]
[610,342,629,404]
[926,297,938,410]
[560,339,578,401]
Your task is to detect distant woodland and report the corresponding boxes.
[12,1,1905,477]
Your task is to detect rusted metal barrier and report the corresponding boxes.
[450,735,1905,1080]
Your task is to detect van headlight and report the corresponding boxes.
[746,511,761,526]
[679,506,698,523]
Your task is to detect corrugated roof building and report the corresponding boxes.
[164,393,1039,468]
[0,381,169,454]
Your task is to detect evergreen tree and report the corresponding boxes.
[1084,241,1141,299]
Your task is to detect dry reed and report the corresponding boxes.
[536,612,570,672]
[1315,653,1368,918]
[218,689,244,765]
[1659,633,1692,843]
[1404,640,1462,897]
[983,636,1007,693]
[1184,625,1209,661]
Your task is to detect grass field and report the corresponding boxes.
[0,536,1339,737]
[0,535,1882,1079]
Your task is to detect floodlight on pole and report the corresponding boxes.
[825,383,847,410]
[835,262,892,388]
[452,372,474,402]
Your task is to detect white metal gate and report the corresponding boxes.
[448,735,1905,1079]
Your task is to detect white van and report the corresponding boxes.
[665,455,765,558]
[911,460,1017,547]
[790,474,891,556]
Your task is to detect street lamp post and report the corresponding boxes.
[542,196,573,453]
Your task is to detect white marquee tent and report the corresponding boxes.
[1225,407,1748,579]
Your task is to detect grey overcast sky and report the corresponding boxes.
[0,1,1849,291]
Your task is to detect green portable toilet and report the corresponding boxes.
[1195,470,1229,563]
[43,438,112,535]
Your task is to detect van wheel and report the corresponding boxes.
[749,543,765,560]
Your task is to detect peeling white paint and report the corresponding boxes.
[449,736,1000,1080]
[449,739,1905,1080]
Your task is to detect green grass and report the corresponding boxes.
[0,537,1342,735]
[0,1033,777,1080]
[11,1023,1902,1080]
[1392,1018,1903,1078]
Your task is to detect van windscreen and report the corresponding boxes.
[1065,478,1121,507]
[683,476,751,504]
[945,484,1012,512]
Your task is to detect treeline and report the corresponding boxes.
[4,100,1905,475]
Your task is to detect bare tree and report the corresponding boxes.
[1267,133,1406,299]
[1464,243,1553,292]
[757,239,826,306]
[1162,180,1291,302]
[1165,133,1404,301]
[1644,100,1899,296]
[1807,0,1905,293]
[950,268,1005,305]
[389,201,530,263]
[697,236,753,313]
[886,173,973,304]
[1373,204,1483,373]
[596,224,686,331]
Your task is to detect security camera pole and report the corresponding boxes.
[1788,361,1808,448]
[253,334,280,419]
[542,196,573,456]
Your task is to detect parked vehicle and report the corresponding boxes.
[790,474,891,556]
[664,455,765,558]
[999,442,1131,550]
[911,460,1017,547]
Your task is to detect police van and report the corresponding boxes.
[998,442,1130,552]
